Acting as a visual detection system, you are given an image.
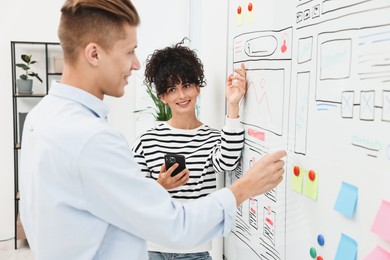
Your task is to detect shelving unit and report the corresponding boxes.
[11,41,63,249]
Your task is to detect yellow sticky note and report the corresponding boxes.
[291,166,303,193]
[236,14,243,26]
[304,170,318,200]
[246,11,254,24]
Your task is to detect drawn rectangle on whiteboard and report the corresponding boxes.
[383,90,390,122]
[360,90,375,121]
[242,69,285,136]
[341,91,354,118]
[322,0,362,15]
[297,36,313,64]
[249,198,258,230]
[295,71,310,154]
[320,39,352,80]
[263,207,276,245]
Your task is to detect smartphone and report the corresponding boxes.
[164,154,186,177]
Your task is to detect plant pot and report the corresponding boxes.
[16,79,33,94]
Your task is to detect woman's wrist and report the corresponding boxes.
[227,103,239,118]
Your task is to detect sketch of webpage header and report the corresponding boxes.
[316,23,390,112]
[322,0,390,16]
[296,0,390,29]
[233,27,293,63]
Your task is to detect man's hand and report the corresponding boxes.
[229,150,287,206]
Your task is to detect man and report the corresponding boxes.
[20,0,286,259]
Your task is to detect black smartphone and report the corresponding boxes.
[164,154,186,177]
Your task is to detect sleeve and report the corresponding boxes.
[212,116,245,172]
[131,136,152,178]
[78,129,237,248]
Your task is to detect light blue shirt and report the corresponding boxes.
[20,81,236,260]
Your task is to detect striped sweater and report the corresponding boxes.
[131,117,244,202]
[131,117,244,253]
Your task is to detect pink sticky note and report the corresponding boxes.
[364,246,390,260]
[371,200,390,243]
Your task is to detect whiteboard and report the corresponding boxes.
[225,0,390,259]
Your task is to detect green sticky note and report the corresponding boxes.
[304,170,318,200]
[291,168,303,193]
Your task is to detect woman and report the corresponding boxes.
[132,40,247,260]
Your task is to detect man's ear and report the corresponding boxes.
[84,42,100,66]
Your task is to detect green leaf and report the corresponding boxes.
[29,72,43,83]
[15,64,29,70]
[135,86,172,121]
[21,54,31,63]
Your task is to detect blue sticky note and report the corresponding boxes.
[335,233,357,260]
[334,182,358,218]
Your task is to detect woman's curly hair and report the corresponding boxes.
[144,38,206,97]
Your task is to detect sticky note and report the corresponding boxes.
[334,182,358,218]
[291,167,303,193]
[364,246,390,260]
[236,6,243,27]
[335,233,357,260]
[303,169,318,200]
[371,200,390,243]
[246,10,254,24]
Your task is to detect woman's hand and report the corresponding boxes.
[157,163,190,190]
[226,63,247,118]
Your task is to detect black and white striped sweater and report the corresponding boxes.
[131,118,244,202]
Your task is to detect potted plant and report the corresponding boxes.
[15,54,43,94]
[134,86,172,122]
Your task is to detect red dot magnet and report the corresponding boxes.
[317,256,323,260]
[308,170,316,181]
[248,3,253,12]
[293,166,300,176]
[237,6,242,14]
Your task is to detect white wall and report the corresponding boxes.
[108,0,191,142]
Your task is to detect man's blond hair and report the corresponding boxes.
[58,0,140,64]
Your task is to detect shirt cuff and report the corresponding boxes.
[224,116,243,131]
[209,188,237,237]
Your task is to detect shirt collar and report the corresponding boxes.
[49,80,109,119]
